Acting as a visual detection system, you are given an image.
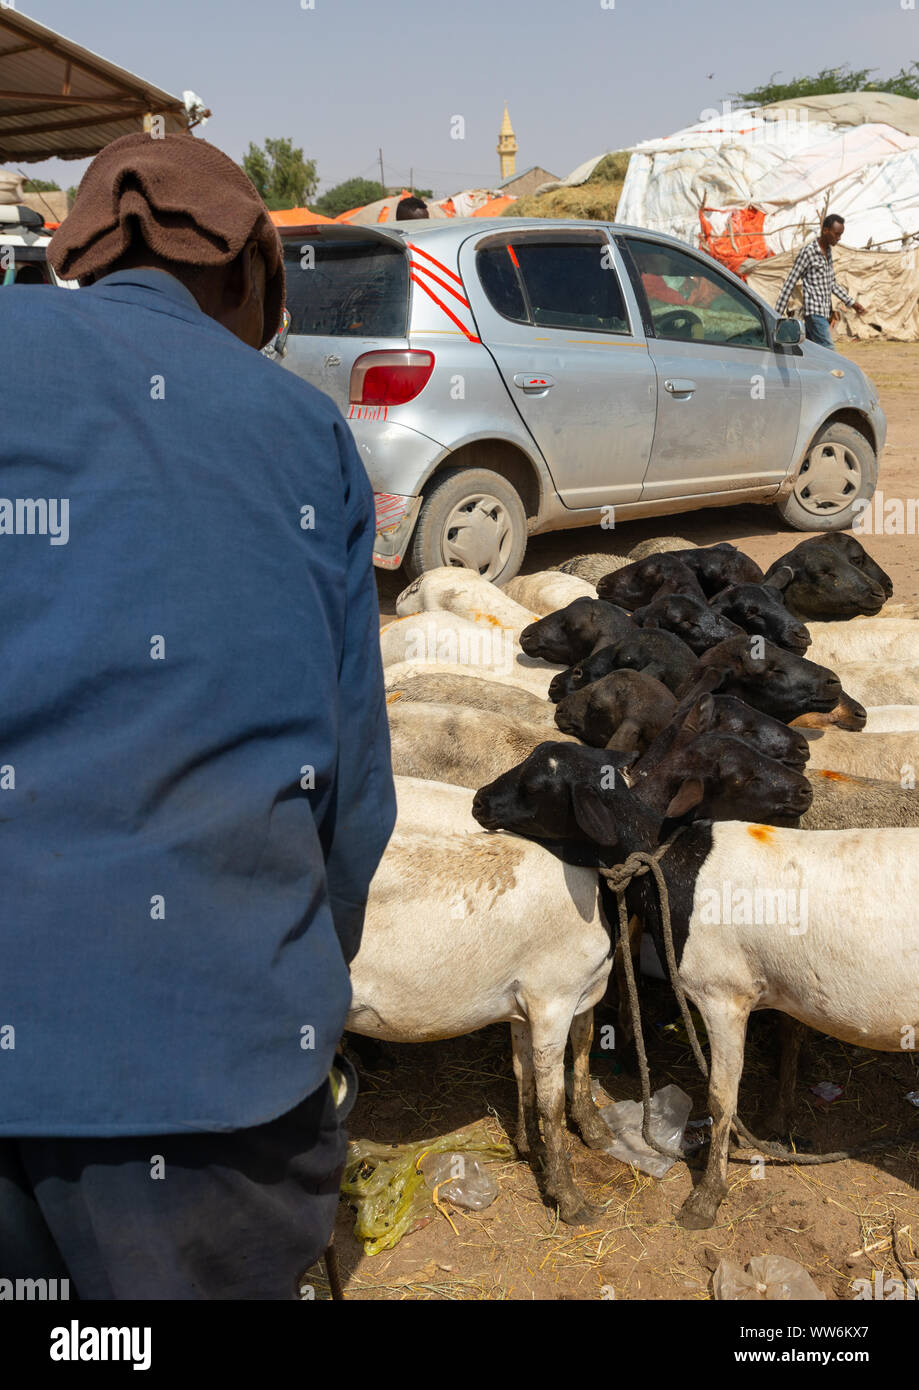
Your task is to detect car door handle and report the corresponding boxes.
[513,373,556,392]
[664,378,697,395]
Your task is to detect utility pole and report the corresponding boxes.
[378,147,385,190]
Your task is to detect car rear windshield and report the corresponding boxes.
[282,237,408,337]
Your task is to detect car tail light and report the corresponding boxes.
[350,350,434,406]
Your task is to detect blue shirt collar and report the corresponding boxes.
[88,266,205,316]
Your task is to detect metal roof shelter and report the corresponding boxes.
[0,9,208,164]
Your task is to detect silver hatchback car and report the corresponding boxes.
[276,217,885,583]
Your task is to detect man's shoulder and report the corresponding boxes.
[236,340,345,425]
[0,284,345,431]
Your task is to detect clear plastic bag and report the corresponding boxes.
[713,1255,826,1301]
[420,1153,499,1210]
[597,1083,694,1178]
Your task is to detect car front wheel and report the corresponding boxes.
[403,467,528,583]
[776,421,877,532]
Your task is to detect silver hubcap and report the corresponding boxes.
[442,493,514,579]
[793,442,862,516]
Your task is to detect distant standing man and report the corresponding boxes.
[774,213,867,349]
[395,195,429,220]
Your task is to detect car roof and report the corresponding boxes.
[278,216,704,252]
[276,217,776,314]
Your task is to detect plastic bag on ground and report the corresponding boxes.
[596,1083,694,1178]
[420,1152,499,1209]
[713,1255,826,1301]
[341,1126,513,1255]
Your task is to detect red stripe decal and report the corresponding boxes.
[408,256,471,308]
[409,271,480,342]
[507,243,519,267]
[408,243,465,287]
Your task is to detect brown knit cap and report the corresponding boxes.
[49,132,285,347]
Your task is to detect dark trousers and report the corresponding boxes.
[0,1080,348,1300]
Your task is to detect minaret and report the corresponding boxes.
[497,103,517,182]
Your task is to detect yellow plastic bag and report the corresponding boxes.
[341,1126,513,1255]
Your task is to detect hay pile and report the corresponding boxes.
[502,152,630,222]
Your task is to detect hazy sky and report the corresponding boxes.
[16,0,919,196]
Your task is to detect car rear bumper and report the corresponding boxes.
[347,418,447,569]
[372,493,423,569]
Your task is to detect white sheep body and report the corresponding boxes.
[830,662,919,707]
[669,818,919,1227]
[681,821,919,1052]
[384,672,559,727]
[806,619,919,667]
[388,702,577,787]
[863,705,919,732]
[380,630,562,697]
[502,571,597,613]
[802,728,919,780]
[348,776,614,1221]
[395,567,538,629]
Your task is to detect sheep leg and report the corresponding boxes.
[530,1011,600,1224]
[568,1009,612,1150]
[509,1019,541,1158]
[764,1015,803,1136]
[679,997,750,1231]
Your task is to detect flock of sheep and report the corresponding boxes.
[346,533,919,1233]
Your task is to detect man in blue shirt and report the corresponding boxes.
[0,133,395,1298]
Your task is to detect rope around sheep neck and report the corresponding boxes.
[600,838,915,1168]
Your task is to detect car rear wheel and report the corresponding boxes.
[403,467,528,583]
[776,421,877,532]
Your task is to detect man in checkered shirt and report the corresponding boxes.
[775,214,867,349]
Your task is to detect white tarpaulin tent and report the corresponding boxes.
[616,93,919,338]
[0,168,23,203]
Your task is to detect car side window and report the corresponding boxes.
[476,245,528,322]
[626,239,767,348]
[476,239,630,334]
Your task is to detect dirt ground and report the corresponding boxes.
[331,340,919,1302]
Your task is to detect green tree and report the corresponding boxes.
[313,177,386,217]
[735,62,919,106]
[241,138,318,210]
[24,178,61,191]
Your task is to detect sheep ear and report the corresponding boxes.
[683,693,715,734]
[664,777,704,818]
[766,564,794,591]
[690,665,729,696]
[571,783,620,846]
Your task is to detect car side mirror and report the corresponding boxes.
[775,317,804,346]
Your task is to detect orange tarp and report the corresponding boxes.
[471,195,515,217]
[699,207,772,279]
[270,207,337,225]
